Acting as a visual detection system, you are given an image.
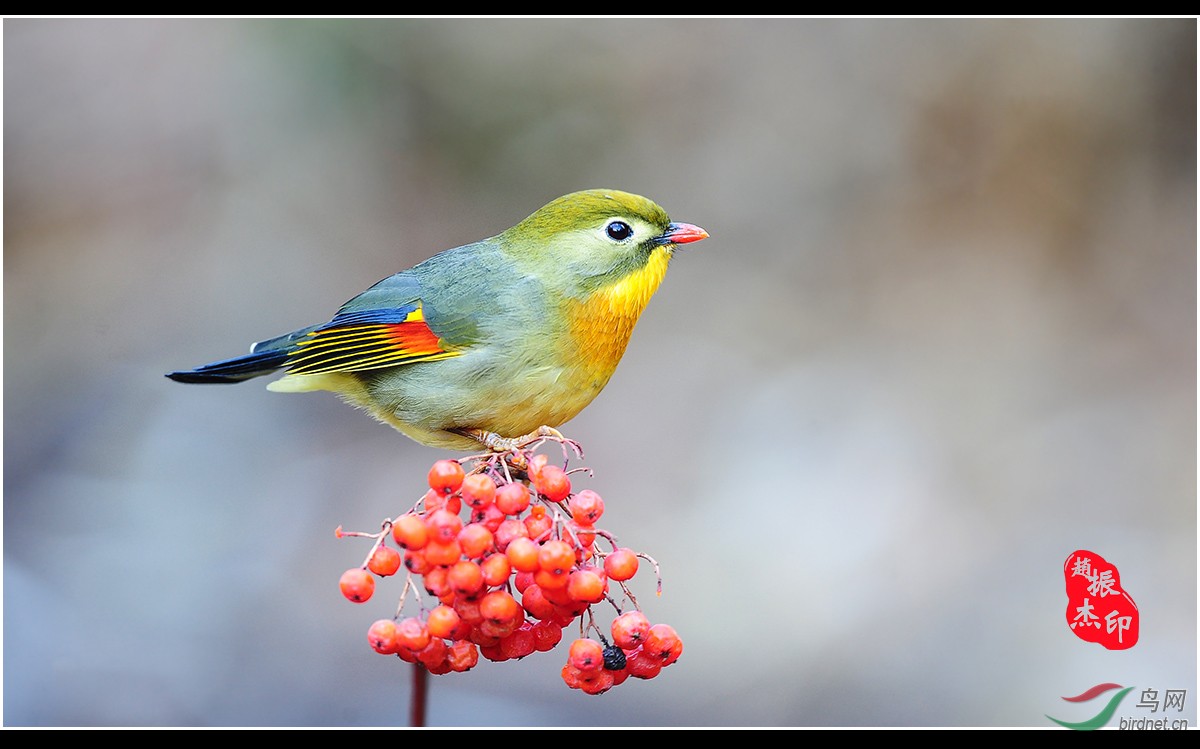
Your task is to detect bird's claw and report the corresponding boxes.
[455,425,559,452]
[454,426,580,473]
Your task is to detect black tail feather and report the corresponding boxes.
[166,349,289,384]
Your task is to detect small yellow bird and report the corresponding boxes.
[167,189,707,452]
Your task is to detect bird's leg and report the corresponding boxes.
[452,426,567,471]
[455,425,564,453]
[453,426,585,477]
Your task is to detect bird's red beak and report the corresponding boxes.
[662,222,709,245]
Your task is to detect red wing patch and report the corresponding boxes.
[285,304,459,374]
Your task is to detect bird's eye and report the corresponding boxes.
[605,221,633,242]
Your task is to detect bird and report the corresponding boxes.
[167,189,708,452]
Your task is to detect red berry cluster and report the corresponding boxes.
[335,439,682,694]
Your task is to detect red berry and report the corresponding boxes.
[567,638,605,673]
[561,664,584,689]
[447,559,485,597]
[534,567,570,591]
[457,523,495,559]
[523,509,553,541]
[403,549,431,575]
[367,544,402,577]
[610,611,651,650]
[423,539,463,567]
[512,570,536,593]
[499,622,536,660]
[470,624,503,649]
[519,583,557,621]
[494,518,529,551]
[422,565,451,597]
[554,600,590,623]
[460,473,496,509]
[538,539,576,577]
[505,536,541,573]
[416,637,449,670]
[478,641,507,662]
[479,590,522,626]
[339,568,375,603]
[472,503,506,533]
[494,482,531,515]
[533,464,571,502]
[549,605,580,629]
[424,489,462,515]
[531,619,564,652]
[453,595,483,625]
[394,645,418,664]
[367,619,399,654]
[578,668,616,695]
[479,552,512,587]
[624,646,663,679]
[566,568,607,603]
[447,640,479,672]
[425,508,463,544]
[569,521,596,549]
[538,578,576,606]
[428,459,464,495]
[527,454,550,483]
[568,489,604,523]
[426,604,461,640]
[645,623,683,666]
[391,514,429,550]
[394,616,431,652]
[447,615,474,642]
[603,547,639,581]
[610,666,631,687]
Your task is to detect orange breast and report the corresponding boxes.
[562,247,671,389]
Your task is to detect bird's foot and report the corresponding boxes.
[453,426,581,473]
[459,425,565,453]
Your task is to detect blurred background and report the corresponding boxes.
[3,18,1195,727]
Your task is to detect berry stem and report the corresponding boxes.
[583,608,606,642]
[594,528,620,549]
[410,662,427,727]
[564,466,594,480]
[549,435,585,466]
[392,572,424,619]
[337,528,383,540]
[612,583,641,612]
[636,552,664,596]
[356,524,390,569]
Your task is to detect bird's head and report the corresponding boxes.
[500,189,707,300]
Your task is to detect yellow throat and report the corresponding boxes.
[564,245,671,385]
